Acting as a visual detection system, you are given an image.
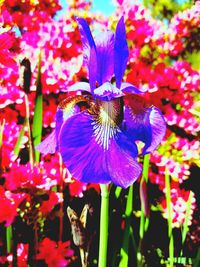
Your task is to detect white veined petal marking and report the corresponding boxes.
[92,99,122,150]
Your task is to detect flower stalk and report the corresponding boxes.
[165,167,174,267]
[6,225,12,254]
[24,93,34,168]
[119,185,133,267]
[98,184,110,267]
[138,154,150,267]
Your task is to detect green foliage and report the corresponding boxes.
[143,0,194,20]
[32,52,43,163]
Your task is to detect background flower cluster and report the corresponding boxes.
[0,0,199,266]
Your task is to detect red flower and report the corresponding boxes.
[40,191,59,215]
[0,31,16,67]
[37,238,74,267]
[0,186,27,226]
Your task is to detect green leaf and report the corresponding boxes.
[119,185,133,267]
[115,186,122,199]
[13,123,26,156]
[180,191,193,256]
[6,225,12,253]
[32,51,43,162]
[165,167,174,267]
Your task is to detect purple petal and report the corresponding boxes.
[68,82,91,93]
[75,17,97,91]
[94,31,115,85]
[145,107,166,153]
[35,130,57,155]
[120,82,144,94]
[107,140,142,188]
[59,111,140,188]
[114,17,129,88]
[94,82,123,100]
[88,46,97,90]
[124,97,166,154]
[36,95,91,155]
[124,105,152,150]
[57,94,91,132]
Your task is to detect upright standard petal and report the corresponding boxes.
[94,31,115,85]
[76,17,97,91]
[114,17,129,88]
[88,46,97,90]
[59,111,140,188]
[123,94,166,154]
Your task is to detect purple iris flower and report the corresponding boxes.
[36,17,166,188]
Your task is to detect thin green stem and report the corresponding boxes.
[32,51,43,163]
[98,184,110,267]
[119,185,133,267]
[142,154,150,183]
[6,225,12,254]
[165,167,174,267]
[138,154,150,266]
[24,94,34,168]
[180,191,193,256]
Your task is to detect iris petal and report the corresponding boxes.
[36,130,57,155]
[94,82,123,101]
[76,17,97,91]
[59,110,140,188]
[107,138,142,188]
[68,82,91,93]
[120,82,144,94]
[89,46,97,90]
[124,94,166,154]
[94,31,115,85]
[145,107,166,153]
[36,95,90,155]
[114,17,129,88]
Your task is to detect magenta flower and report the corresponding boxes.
[37,17,166,188]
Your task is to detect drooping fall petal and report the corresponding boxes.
[124,94,166,154]
[59,101,140,188]
[36,95,90,155]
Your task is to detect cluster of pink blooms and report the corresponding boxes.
[0,0,199,263]
[0,239,74,267]
[161,183,196,228]
[113,0,199,226]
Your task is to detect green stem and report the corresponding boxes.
[98,184,110,267]
[180,190,193,256]
[32,51,43,163]
[119,185,133,267]
[6,225,12,254]
[24,94,34,168]
[138,154,150,266]
[165,167,174,267]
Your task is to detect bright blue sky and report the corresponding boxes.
[58,0,115,16]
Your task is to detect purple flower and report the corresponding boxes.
[37,17,166,188]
